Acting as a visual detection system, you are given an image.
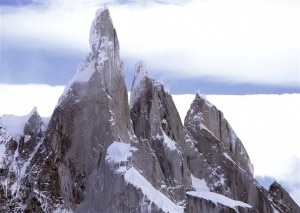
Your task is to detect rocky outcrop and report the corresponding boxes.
[130,61,192,205]
[0,109,47,212]
[0,7,299,213]
[269,182,300,213]
[184,93,274,212]
[35,7,139,212]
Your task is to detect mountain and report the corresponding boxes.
[0,7,299,213]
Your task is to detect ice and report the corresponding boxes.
[124,167,184,213]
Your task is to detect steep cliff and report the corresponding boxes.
[0,7,299,213]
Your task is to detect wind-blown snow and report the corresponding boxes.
[106,141,137,163]
[124,167,184,213]
[186,190,252,209]
[188,174,252,209]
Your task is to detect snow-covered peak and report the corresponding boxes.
[134,60,148,80]
[195,92,213,108]
[96,5,108,17]
[89,7,113,53]
[133,60,148,86]
[29,106,38,117]
[130,61,149,109]
[59,7,118,103]
[0,108,47,141]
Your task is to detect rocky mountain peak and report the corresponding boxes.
[62,7,123,102]
[89,7,116,54]
[134,60,148,79]
[1,7,299,213]
[130,61,150,109]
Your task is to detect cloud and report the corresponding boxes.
[0,84,64,117]
[173,93,300,205]
[1,0,299,85]
[0,84,299,204]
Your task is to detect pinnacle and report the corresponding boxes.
[89,7,115,54]
[134,60,148,79]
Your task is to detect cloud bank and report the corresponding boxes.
[0,84,299,205]
[1,0,299,86]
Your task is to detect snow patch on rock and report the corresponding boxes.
[191,174,210,191]
[124,167,184,213]
[163,131,177,151]
[0,108,47,140]
[106,141,137,163]
[186,190,252,209]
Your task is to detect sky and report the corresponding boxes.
[0,0,299,94]
[0,0,300,206]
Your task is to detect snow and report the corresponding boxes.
[223,152,235,164]
[186,190,252,209]
[129,61,148,109]
[1,114,30,140]
[124,167,184,213]
[0,125,10,161]
[24,135,32,143]
[163,131,177,151]
[191,174,210,191]
[0,108,48,140]
[89,7,109,53]
[71,59,96,84]
[10,139,43,196]
[106,141,137,163]
[189,173,252,210]
[223,152,250,174]
[0,85,299,205]
[247,160,254,175]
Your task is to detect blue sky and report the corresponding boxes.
[0,0,299,94]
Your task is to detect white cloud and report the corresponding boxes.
[1,84,299,204]
[1,0,299,86]
[0,84,64,117]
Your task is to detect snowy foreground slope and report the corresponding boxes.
[1,8,299,213]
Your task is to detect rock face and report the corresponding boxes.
[0,7,299,213]
[0,109,47,212]
[269,182,300,213]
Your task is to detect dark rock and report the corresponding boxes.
[269,181,300,213]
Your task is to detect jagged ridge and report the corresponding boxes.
[0,7,299,213]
